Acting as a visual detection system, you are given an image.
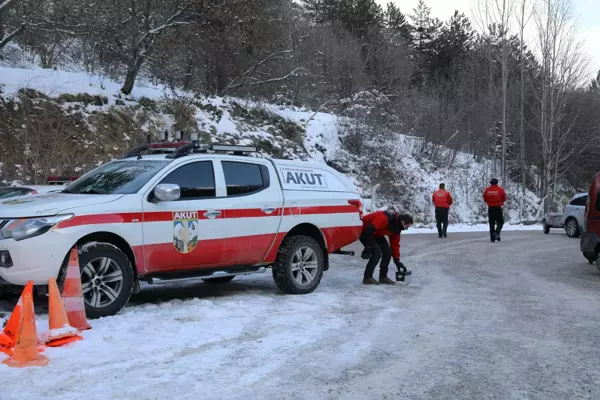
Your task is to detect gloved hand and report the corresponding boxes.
[361,248,372,260]
[394,259,406,272]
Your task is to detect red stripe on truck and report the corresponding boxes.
[132,225,361,273]
[55,205,360,229]
[262,225,362,263]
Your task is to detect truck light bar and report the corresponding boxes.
[211,144,257,153]
[122,141,257,160]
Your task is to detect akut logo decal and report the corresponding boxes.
[281,167,328,189]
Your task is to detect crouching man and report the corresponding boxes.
[359,210,413,285]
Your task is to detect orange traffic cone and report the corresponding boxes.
[3,281,33,343]
[2,281,46,354]
[0,332,13,355]
[2,293,49,368]
[41,278,82,347]
[62,247,91,330]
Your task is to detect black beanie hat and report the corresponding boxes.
[490,178,499,185]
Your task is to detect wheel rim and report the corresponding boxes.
[291,246,319,286]
[567,220,577,236]
[80,257,124,308]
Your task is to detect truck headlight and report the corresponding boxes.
[0,214,74,241]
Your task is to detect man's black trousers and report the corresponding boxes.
[359,236,392,279]
[488,206,504,238]
[435,207,449,237]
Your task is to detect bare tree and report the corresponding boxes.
[473,0,514,184]
[0,0,25,49]
[515,0,533,216]
[120,2,193,95]
[534,0,589,211]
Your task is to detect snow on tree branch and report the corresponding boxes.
[0,0,15,14]
[0,24,24,49]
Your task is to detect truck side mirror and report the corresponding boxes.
[154,184,181,202]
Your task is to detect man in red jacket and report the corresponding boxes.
[359,210,414,285]
[483,178,507,242]
[432,183,453,238]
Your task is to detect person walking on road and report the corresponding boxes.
[359,210,413,285]
[483,178,507,243]
[432,183,453,238]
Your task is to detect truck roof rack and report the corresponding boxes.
[121,138,257,160]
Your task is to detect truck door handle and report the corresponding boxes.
[203,210,222,219]
[261,207,277,214]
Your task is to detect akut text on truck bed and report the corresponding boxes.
[0,141,363,318]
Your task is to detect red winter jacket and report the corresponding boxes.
[361,211,401,260]
[483,184,507,207]
[432,189,453,208]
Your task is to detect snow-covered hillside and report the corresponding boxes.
[0,65,542,226]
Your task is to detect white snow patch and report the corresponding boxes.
[0,66,167,100]
[39,324,79,343]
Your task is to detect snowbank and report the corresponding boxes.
[0,66,167,102]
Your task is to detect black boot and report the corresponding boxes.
[379,276,396,285]
[363,277,381,285]
[495,231,501,242]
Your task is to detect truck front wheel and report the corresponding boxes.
[272,235,324,294]
[59,242,134,319]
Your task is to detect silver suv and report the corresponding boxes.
[543,193,587,238]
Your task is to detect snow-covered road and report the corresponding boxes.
[2,229,600,400]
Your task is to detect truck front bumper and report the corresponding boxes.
[0,231,71,286]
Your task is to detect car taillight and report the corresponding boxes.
[348,199,364,218]
[31,190,38,195]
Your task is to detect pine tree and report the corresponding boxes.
[430,11,474,83]
[409,0,442,86]
[384,2,412,44]
[590,70,600,93]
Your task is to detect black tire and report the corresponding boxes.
[565,218,581,238]
[543,220,550,234]
[272,235,324,294]
[58,242,134,319]
[202,276,235,284]
[584,252,597,265]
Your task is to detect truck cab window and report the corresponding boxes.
[222,161,268,196]
[159,161,216,199]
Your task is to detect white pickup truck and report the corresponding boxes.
[0,142,363,318]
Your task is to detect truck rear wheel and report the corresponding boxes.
[272,235,324,294]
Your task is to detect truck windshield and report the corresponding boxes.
[62,160,171,195]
